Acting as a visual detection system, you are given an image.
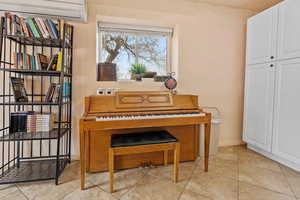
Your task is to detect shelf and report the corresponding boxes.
[0,68,72,77]
[0,159,68,184]
[0,101,71,106]
[0,128,70,141]
[4,35,72,48]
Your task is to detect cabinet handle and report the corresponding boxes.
[270,56,274,59]
[270,64,274,67]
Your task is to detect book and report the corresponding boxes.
[4,12,12,35]
[23,53,28,70]
[58,19,65,39]
[10,112,30,133]
[48,19,59,39]
[45,83,56,102]
[52,84,61,103]
[37,54,48,70]
[44,19,55,39]
[63,82,71,99]
[30,55,36,70]
[26,112,55,132]
[56,51,62,71]
[35,55,41,70]
[10,77,28,102]
[36,18,49,38]
[47,54,58,71]
[25,17,40,38]
[20,17,29,37]
[32,18,44,38]
[12,15,22,36]
[26,22,34,37]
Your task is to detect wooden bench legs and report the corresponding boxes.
[173,143,180,182]
[108,142,180,193]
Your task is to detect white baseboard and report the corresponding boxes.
[248,144,300,173]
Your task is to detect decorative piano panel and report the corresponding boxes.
[115,91,173,108]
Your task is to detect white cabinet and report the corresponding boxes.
[278,0,300,60]
[244,0,300,171]
[0,0,87,21]
[272,59,300,166]
[243,64,275,152]
[246,6,278,65]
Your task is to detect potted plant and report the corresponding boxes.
[143,71,157,78]
[129,64,147,81]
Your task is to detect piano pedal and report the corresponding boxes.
[140,162,157,169]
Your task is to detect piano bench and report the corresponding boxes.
[109,131,180,193]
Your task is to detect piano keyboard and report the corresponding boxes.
[96,112,206,121]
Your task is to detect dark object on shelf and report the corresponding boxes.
[0,14,74,186]
[154,75,169,82]
[97,62,117,81]
[47,54,58,71]
[37,53,48,70]
[142,72,157,78]
[9,112,31,134]
[165,72,177,91]
[10,77,28,102]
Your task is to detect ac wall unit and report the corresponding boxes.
[0,0,87,22]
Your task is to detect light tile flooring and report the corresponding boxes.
[1,145,300,200]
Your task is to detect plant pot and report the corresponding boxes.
[131,74,143,81]
[143,72,157,78]
[97,62,117,81]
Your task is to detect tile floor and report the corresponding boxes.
[1,145,300,200]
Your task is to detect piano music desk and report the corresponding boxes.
[79,91,211,190]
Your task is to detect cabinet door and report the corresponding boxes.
[272,59,300,165]
[243,63,275,152]
[246,6,278,65]
[278,0,300,60]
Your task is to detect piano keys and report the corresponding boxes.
[79,91,211,190]
[95,112,206,121]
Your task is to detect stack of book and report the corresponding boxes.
[27,113,55,133]
[10,77,28,102]
[3,12,64,40]
[13,51,64,71]
[13,53,47,70]
[45,83,61,103]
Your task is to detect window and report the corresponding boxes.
[97,23,173,80]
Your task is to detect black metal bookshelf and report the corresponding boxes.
[0,18,73,185]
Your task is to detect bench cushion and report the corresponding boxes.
[111,131,178,148]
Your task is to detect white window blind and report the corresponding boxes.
[98,23,173,37]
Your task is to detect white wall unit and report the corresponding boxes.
[244,0,300,171]
[272,59,300,166]
[0,0,87,21]
[277,0,300,60]
[246,6,278,65]
[243,63,275,152]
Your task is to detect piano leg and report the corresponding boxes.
[204,121,211,172]
[80,127,86,190]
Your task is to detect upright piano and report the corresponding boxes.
[79,91,211,189]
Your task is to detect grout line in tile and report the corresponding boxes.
[116,168,150,200]
[238,179,296,198]
[176,160,200,200]
[15,184,30,200]
[279,164,298,199]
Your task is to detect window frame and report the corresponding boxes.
[97,22,173,80]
